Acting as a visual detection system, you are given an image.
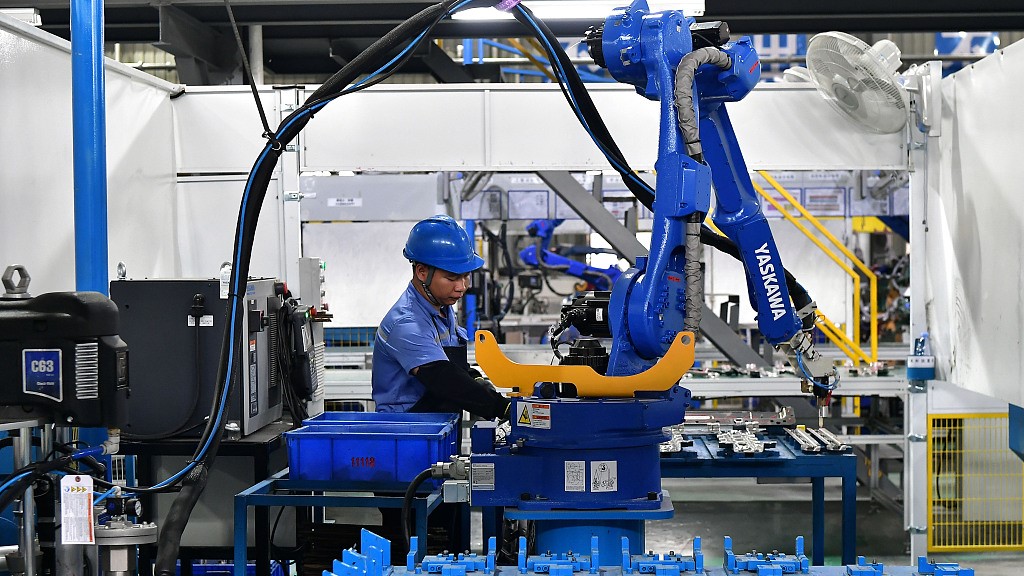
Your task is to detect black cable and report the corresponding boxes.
[540,267,572,297]
[154,3,499,570]
[270,505,304,556]
[223,0,273,138]
[402,468,434,555]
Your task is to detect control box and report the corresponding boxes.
[110,278,283,438]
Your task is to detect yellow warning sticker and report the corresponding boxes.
[518,404,531,426]
[516,401,551,429]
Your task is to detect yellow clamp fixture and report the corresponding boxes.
[474,330,696,398]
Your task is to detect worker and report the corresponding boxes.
[372,214,511,420]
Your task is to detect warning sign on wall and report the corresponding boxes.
[516,401,551,429]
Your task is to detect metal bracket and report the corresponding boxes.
[908,381,928,393]
[476,329,694,398]
[907,434,926,443]
[285,144,298,153]
[284,192,303,202]
[907,525,927,534]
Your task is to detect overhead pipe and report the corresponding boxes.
[71,0,109,295]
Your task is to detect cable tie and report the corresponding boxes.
[262,131,283,151]
[496,0,521,11]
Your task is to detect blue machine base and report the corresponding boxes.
[533,519,643,562]
[502,490,674,562]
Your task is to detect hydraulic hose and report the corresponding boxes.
[402,468,435,555]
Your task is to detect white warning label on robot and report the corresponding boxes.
[471,463,495,491]
[591,461,618,493]
[564,461,586,492]
[516,402,551,429]
[60,475,95,545]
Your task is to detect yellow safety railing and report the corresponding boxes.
[928,414,1024,552]
[752,170,878,364]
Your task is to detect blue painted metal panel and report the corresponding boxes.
[1010,403,1024,461]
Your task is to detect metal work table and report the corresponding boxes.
[233,469,445,576]
[660,433,857,566]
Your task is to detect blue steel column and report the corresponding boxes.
[842,463,858,564]
[71,0,109,295]
[811,477,825,565]
[463,219,477,340]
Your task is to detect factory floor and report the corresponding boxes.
[464,477,1024,575]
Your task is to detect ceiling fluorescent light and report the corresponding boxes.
[452,1,704,21]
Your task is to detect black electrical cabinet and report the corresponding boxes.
[110,278,283,439]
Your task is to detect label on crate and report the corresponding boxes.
[564,461,586,492]
[471,463,495,491]
[516,401,551,429]
[591,461,618,493]
[60,475,94,544]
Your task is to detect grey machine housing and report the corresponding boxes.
[110,278,284,438]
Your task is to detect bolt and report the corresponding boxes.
[2,265,31,296]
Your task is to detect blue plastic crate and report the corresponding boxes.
[303,412,457,426]
[285,413,458,488]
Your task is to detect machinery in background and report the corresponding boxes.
[110,271,326,439]
[295,257,329,420]
[518,219,622,292]
[0,264,129,427]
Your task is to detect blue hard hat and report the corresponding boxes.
[403,215,485,274]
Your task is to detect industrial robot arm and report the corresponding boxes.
[586,0,838,397]
[478,0,837,404]
[518,219,622,291]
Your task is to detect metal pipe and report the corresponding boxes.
[16,429,35,576]
[249,24,264,84]
[71,0,109,294]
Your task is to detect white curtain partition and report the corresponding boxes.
[925,40,1024,405]
[0,13,179,292]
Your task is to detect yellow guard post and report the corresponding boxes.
[474,330,696,398]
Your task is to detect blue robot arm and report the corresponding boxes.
[519,219,622,292]
[594,0,838,391]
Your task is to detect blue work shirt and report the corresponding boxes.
[372,282,468,412]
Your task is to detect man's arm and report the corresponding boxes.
[413,362,511,420]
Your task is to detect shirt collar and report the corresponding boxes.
[406,281,450,320]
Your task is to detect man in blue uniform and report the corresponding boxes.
[373,215,510,420]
